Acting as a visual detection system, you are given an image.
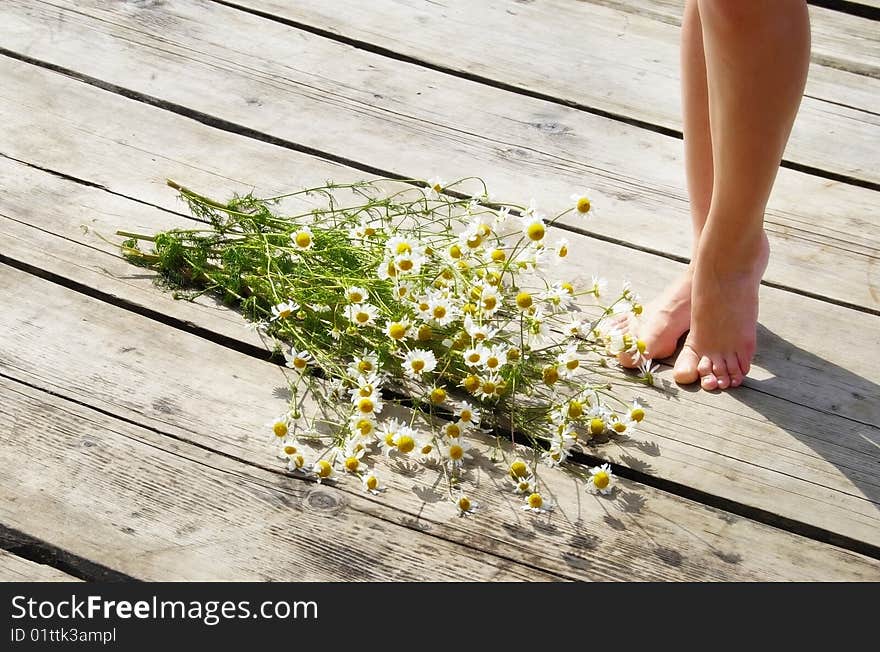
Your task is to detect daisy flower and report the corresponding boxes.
[394,251,425,275]
[456,402,481,427]
[276,440,299,461]
[494,205,511,225]
[522,215,547,244]
[385,319,410,342]
[556,344,581,378]
[426,176,444,199]
[474,374,505,401]
[416,436,437,461]
[463,314,498,343]
[590,275,608,298]
[553,238,570,262]
[353,394,383,418]
[442,421,465,440]
[479,286,502,317]
[571,190,599,218]
[510,475,534,495]
[348,373,382,401]
[462,344,488,368]
[392,428,418,456]
[313,459,334,484]
[348,351,379,377]
[522,492,553,514]
[345,302,379,328]
[526,308,552,348]
[444,439,473,469]
[350,216,383,240]
[589,463,615,495]
[362,470,385,495]
[291,226,315,250]
[339,447,366,475]
[270,300,299,321]
[427,297,458,326]
[345,286,369,304]
[349,416,377,441]
[267,414,290,441]
[287,452,307,473]
[629,399,647,424]
[455,494,478,517]
[402,349,437,378]
[638,358,660,386]
[284,346,313,373]
[481,345,507,374]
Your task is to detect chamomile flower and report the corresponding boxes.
[277,440,299,461]
[463,314,498,342]
[267,414,291,441]
[362,470,385,495]
[270,300,299,321]
[353,394,383,417]
[543,282,575,311]
[556,344,581,378]
[348,373,382,401]
[345,302,379,328]
[455,494,478,517]
[416,436,437,461]
[638,358,660,386]
[402,349,437,378]
[442,421,465,440]
[345,286,369,304]
[571,190,599,218]
[479,285,502,317]
[287,452,306,473]
[385,319,411,341]
[426,176,444,199]
[525,308,551,348]
[349,416,377,440]
[291,226,315,250]
[522,215,547,244]
[494,205,511,225]
[589,463,615,495]
[350,216,383,240]
[462,344,488,368]
[284,346,313,373]
[522,492,553,514]
[386,235,421,258]
[394,251,425,275]
[455,402,481,427]
[445,439,473,469]
[392,428,418,456]
[339,447,366,474]
[553,238,570,263]
[629,399,647,424]
[510,474,534,495]
[474,374,505,400]
[427,297,458,326]
[348,351,379,377]
[377,419,405,456]
[313,459,334,484]
[590,275,608,298]
[508,459,530,479]
[481,345,507,373]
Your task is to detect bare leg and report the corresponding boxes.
[673,0,810,390]
[617,0,713,366]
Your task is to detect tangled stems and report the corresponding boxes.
[119,176,650,514]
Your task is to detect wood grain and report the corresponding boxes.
[1,98,878,551]
[0,550,82,582]
[1,4,879,314]
[1,267,877,580]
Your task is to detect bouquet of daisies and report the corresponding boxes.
[120,176,651,516]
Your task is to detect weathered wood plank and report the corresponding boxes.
[1,4,880,313]
[0,550,82,582]
[1,95,878,551]
[223,0,880,180]
[1,266,877,580]
[0,377,559,582]
[581,0,880,77]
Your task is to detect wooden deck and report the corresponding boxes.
[0,0,878,581]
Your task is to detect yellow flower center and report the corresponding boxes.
[419,302,430,312]
[386,261,398,277]
[294,357,308,370]
[411,359,426,372]
[633,304,644,316]
[430,388,447,404]
[349,291,364,303]
[355,419,373,436]
[477,223,492,237]
[630,407,645,422]
[366,475,379,491]
[558,245,568,258]
[389,323,407,340]
[518,480,531,492]
[445,423,461,439]
[396,242,412,255]
[384,432,396,447]
[357,360,373,373]
[482,296,497,311]
[278,308,292,319]
[568,401,584,419]
[344,456,360,473]
[543,366,559,385]
[516,292,533,309]
[576,197,591,214]
[398,258,414,271]
[363,226,376,236]
[486,356,500,369]
[463,375,480,393]
[459,409,473,423]
[316,460,332,478]
[458,496,471,512]
[466,234,483,249]
[292,454,305,468]
[612,421,627,433]
[273,421,288,438]
[467,352,481,364]
[356,311,370,324]
[432,305,447,320]
[449,444,464,460]
[294,232,312,248]
[432,182,443,193]
[506,348,520,362]
[283,444,297,456]
[590,418,605,435]
[481,380,497,395]
[462,303,477,315]
[417,325,433,341]
[358,398,375,414]
[490,249,506,262]
[396,435,416,454]
[420,443,433,454]
[527,223,545,242]
[509,460,528,479]
[566,359,579,371]
[449,244,462,259]
[593,471,610,490]
[527,493,543,509]
[486,271,501,286]
[561,282,574,294]
[358,385,373,397]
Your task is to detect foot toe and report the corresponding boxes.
[713,356,730,389]
[725,354,743,387]
[672,344,700,384]
[697,355,718,390]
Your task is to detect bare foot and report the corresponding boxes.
[673,230,770,390]
[613,270,693,368]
